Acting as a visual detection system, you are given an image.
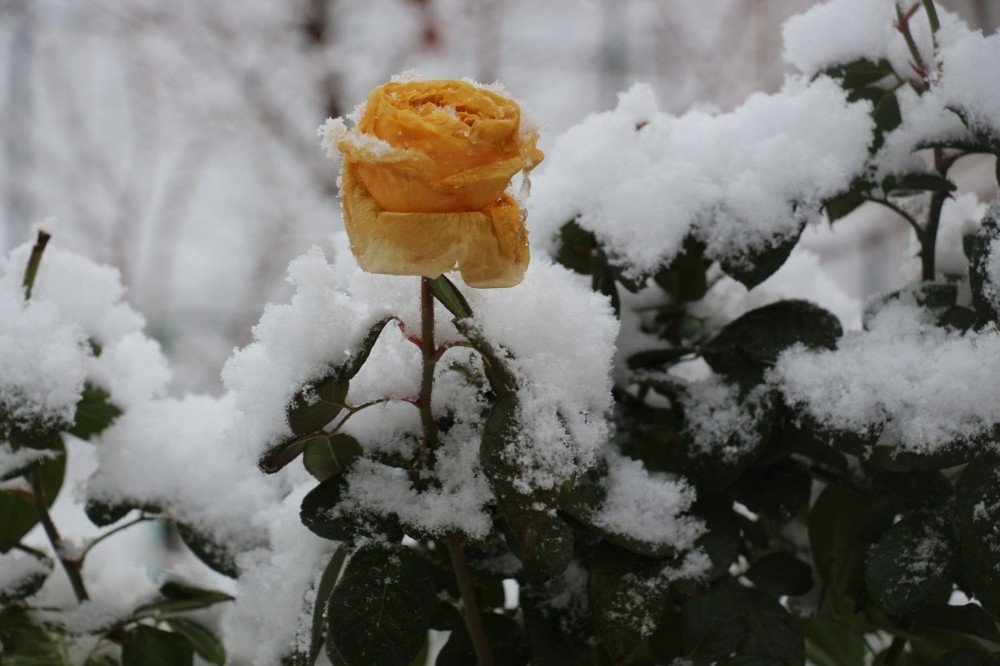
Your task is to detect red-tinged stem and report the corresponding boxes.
[418,277,492,665]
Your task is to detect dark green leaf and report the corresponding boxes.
[720,225,804,289]
[871,470,954,514]
[680,386,778,487]
[800,613,866,666]
[681,578,747,660]
[654,237,711,302]
[734,458,811,525]
[303,434,363,482]
[84,654,118,666]
[286,376,349,437]
[340,316,397,380]
[866,515,955,615]
[882,173,958,196]
[848,86,901,151]
[626,348,693,371]
[914,604,1000,646]
[84,499,136,527]
[965,212,1000,326]
[521,586,606,666]
[326,544,436,666]
[955,457,1000,619]
[69,384,121,440]
[176,523,239,578]
[0,550,52,603]
[588,542,672,661]
[122,625,193,666]
[690,495,741,582]
[133,581,233,617]
[591,250,621,317]
[482,393,572,580]
[560,463,678,558]
[933,650,989,666]
[825,59,896,89]
[0,606,70,665]
[825,189,867,223]
[704,300,842,386]
[738,587,805,665]
[808,485,894,602]
[436,610,529,666]
[745,553,814,597]
[429,275,473,319]
[300,476,400,544]
[308,548,347,664]
[281,317,395,442]
[166,618,226,665]
[0,442,65,552]
[260,433,318,474]
[555,220,598,276]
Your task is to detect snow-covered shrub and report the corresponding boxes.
[5,1,1000,665]
[525,0,1000,663]
[0,234,239,664]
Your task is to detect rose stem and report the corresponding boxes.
[418,276,493,666]
[446,536,493,666]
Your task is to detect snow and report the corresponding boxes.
[88,394,279,559]
[692,248,864,333]
[0,242,170,437]
[223,245,616,539]
[980,200,1000,309]
[873,85,973,182]
[0,444,58,479]
[774,297,1000,456]
[939,30,1000,141]
[221,246,392,461]
[228,488,336,666]
[0,551,49,599]
[781,0,941,77]
[679,379,769,463]
[592,453,705,553]
[529,77,873,278]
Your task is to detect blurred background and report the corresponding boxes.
[1,0,997,391]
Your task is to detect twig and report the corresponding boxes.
[21,229,50,300]
[78,515,159,563]
[861,196,923,236]
[446,537,493,666]
[30,469,89,602]
[329,397,398,433]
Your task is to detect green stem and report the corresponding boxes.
[329,397,399,433]
[446,537,493,666]
[22,229,51,300]
[921,191,946,281]
[30,469,89,602]
[418,278,492,664]
[78,515,158,564]
[419,278,438,451]
[862,196,923,236]
[884,635,908,664]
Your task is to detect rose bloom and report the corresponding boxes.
[323,77,543,288]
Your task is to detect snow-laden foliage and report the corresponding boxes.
[530,77,874,278]
[6,1,1000,664]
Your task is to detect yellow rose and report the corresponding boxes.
[327,78,543,288]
